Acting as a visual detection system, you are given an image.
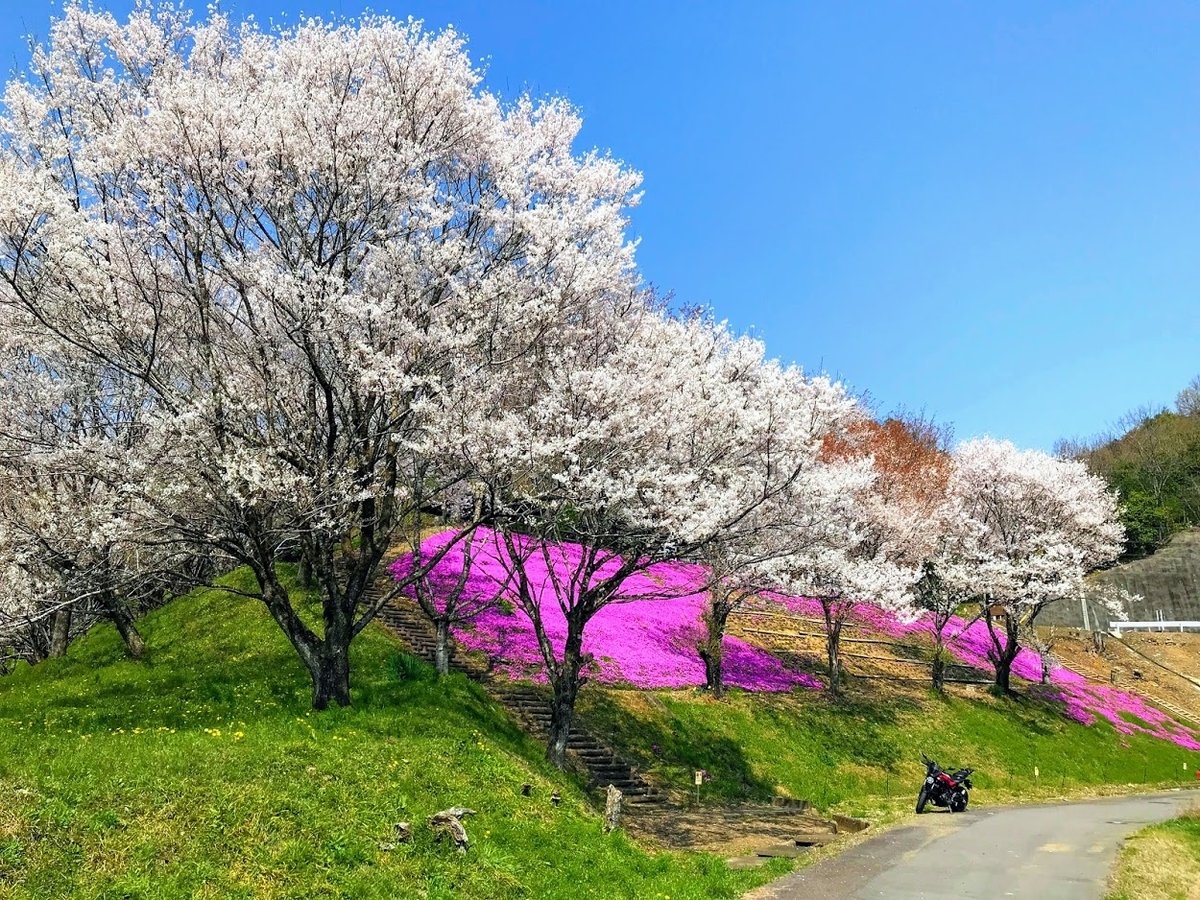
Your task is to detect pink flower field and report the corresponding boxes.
[393,529,1200,750]
[392,530,820,692]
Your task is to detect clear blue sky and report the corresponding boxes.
[3,1,1200,450]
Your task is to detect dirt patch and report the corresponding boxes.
[1121,632,1200,683]
[625,804,865,855]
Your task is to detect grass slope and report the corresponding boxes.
[0,569,785,900]
[578,683,1200,816]
[1105,805,1200,900]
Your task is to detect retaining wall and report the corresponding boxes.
[1041,528,1200,629]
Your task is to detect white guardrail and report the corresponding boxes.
[1109,621,1200,637]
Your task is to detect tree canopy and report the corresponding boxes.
[0,4,1129,728]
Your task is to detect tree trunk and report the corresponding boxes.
[698,602,730,699]
[992,654,1012,692]
[299,553,314,589]
[546,632,586,769]
[698,644,724,699]
[311,592,354,709]
[102,592,145,659]
[931,649,946,694]
[822,599,843,696]
[434,618,451,676]
[22,639,48,666]
[48,607,72,658]
[929,612,951,694]
[259,571,353,710]
[827,636,841,695]
[546,691,575,769]
[311,644,352,709]
[111,608,146,659]
[986,611,1020,693]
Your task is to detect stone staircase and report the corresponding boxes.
[369,584,667,808]
[488,682,667,806]
[373,598,469,676]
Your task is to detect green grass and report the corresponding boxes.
[6,571,1199,899]
[577,681,1200,819]
[0,569,786,900]
[1105,806,1200,899]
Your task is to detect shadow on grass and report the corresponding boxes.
[574,682,928,806]
[577,687,776,801]
[993,686,1069,738]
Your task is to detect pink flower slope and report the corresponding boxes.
[393,531,1200,749]
[390,529,820,692]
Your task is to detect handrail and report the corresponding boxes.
[1110,621,1200,636]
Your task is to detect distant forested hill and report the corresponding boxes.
[1058,378,1200,558]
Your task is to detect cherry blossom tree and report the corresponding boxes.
[695,547,764,701]
[0,558,50,664]
[911,552,977,693]
[841,416,960,692]
[0,326,210,664]
[393,514,514,676]
[0,485,151,662]
[752,415,942,697]
[949,438,1124,692]
[693,371,857,700]
[0,5,642,707]
[753,462,915,696]
[467,311,853,766]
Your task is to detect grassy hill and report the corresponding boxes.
[579,683,1200,820]
[0,569,786,900]
[3,568,1200,898]
[573,610,1200,817]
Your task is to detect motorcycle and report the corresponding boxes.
[916,753,973,813]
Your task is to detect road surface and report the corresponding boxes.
[750,792,1194,900]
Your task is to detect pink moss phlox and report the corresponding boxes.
[392,530,1200,748]
[391,529,821,692]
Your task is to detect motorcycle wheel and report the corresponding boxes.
[950,792,968,813]
[916,786,929,814]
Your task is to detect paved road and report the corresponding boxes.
[750,792,1193,900]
